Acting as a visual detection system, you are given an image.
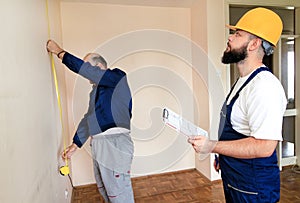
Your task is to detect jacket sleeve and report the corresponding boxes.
[62,52,123,87]
[72,112,90,148]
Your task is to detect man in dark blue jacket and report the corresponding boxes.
[47,40,134,203]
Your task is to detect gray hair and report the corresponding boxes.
[86,53,107,68]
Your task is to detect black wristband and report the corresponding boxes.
[57,50,65,59]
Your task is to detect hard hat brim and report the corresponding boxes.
[226,24,237,30]
[225,24,277,47]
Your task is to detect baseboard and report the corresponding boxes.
[281,156,297,166]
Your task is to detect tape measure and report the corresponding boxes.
[45,0,69,176]
[60,166,70,176]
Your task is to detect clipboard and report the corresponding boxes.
[162,107,208,138]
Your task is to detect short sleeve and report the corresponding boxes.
[246,74,287,141]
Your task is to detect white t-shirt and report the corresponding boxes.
[227,68,287,141]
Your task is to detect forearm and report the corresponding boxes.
[212,137,278,159]
[73,113,91,148]
[57,50,66,60]
[61,52,84,73]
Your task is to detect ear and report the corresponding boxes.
[98,63,106,70]
[248,38,262,52]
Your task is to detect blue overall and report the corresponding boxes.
[218,67,280,203]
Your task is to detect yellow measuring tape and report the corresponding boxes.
[45,0,69,176]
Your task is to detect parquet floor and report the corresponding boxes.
[71,166,300,203]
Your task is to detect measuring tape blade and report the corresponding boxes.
[45,0,69,171]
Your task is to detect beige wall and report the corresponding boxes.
[60,2,197,185]
[191,0,227,181]
[0,0,71,202]
[191,0,210,179]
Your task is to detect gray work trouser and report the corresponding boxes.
[91,132,134,203]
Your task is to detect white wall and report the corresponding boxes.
[60,2,196,186]
[0,0,71,202]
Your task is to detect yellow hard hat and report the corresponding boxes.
[227,7,283,47]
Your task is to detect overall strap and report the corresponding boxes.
[225,79,238,102]
[227,67,271,104]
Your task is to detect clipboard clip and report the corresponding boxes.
[162,108,169,121]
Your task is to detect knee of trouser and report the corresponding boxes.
[107,171,132,195]
[107,183,134,203]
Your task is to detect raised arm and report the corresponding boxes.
[46,39,124,86]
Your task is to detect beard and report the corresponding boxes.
[221,43,248,64]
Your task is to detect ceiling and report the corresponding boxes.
[61,0,198,8]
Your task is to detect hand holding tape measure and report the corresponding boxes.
[60,144,78,175]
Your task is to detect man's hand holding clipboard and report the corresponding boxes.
[163,107,217,155]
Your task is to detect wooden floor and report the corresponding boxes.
[72,166,300,203]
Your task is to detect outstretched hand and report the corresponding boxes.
[62,143,78,161]
[46,39,64,55]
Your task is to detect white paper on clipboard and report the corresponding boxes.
[162,107,208,138]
